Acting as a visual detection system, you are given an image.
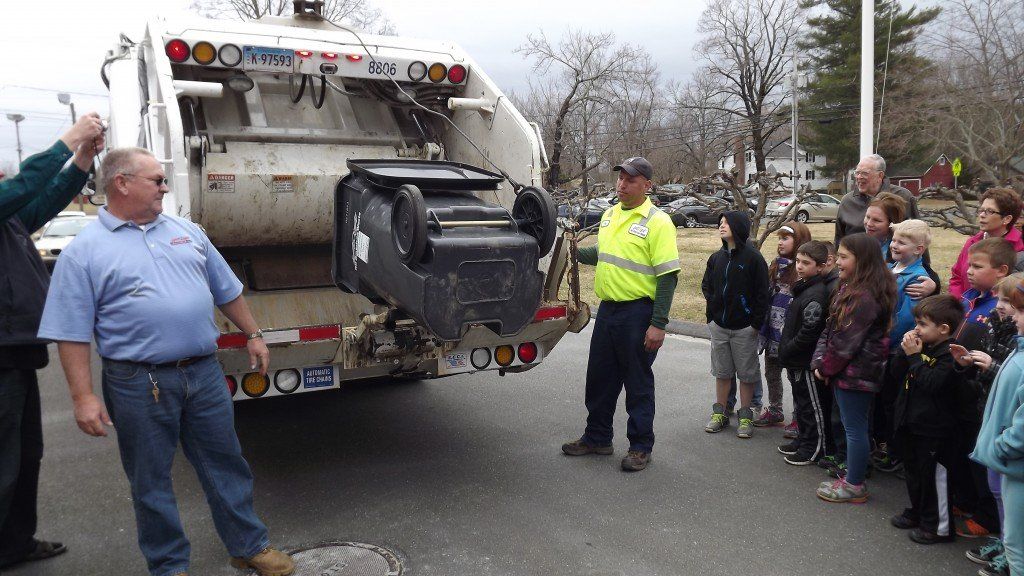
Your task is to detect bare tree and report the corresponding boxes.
[669,70,738,178]
[920,0,1024,184]
[189,0,394,33]
[516,30,647,190]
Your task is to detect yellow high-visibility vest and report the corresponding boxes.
[594,198,681,302]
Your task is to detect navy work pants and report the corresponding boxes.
[0,369,43,567]
[583,299,657,453]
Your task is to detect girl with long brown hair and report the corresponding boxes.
[757,221,812,428]
[811,233,896,503]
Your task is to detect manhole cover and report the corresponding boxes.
[274,542,403,576]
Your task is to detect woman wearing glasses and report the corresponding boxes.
[949,188,1024,299]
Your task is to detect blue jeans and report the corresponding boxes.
[834,387,874,485]
[583,299,657,453]
[102,355,268,576]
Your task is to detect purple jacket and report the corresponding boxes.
[811,287,890,393]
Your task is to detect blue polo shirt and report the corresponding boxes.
[38,207,243,363]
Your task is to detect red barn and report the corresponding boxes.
[889,154,955,195]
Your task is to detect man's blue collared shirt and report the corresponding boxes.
[38,207,243,363]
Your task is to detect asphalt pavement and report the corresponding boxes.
[8,328,981,576]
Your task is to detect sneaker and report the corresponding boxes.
[890,513,920,530]
[909,528,955,545]
[957,517,997,539]
[705,403,729,433]
[817,455,839,470]
[953,505,973,519]
[874,457,904,473]
[784,452,818,466]
[736,407,754,439]
[966,537,1004,565]
[229,547,295,576]
[621,450,651,471]
[783,420,799,439]
[816,478,868,503]
[979,555,1010,576]
[827,462,848,479]
[777,442,800,456]
[753,408,785,427]
[561,439,613,456]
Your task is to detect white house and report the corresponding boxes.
[718,139,835,191]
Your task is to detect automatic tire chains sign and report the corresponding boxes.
[302,366,334,389]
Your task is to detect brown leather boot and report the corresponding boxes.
[229,547,295,576]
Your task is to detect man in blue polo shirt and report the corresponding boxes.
[37,148,293,576]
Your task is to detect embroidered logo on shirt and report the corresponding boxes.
[170,236,192,245]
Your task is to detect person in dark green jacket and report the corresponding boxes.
[0,113,104,570]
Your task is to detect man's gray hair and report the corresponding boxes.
[98,147,154,194]
[864,153,887,173]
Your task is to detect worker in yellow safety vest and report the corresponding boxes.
[561,156,680,472]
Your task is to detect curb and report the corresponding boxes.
[665,319,710,340]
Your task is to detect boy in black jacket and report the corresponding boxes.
[777,241,831,465]
[889,295,964,545]
[701,211,769,438]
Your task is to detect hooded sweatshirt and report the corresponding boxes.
[701,211,769,330]
[971,338,1024,480]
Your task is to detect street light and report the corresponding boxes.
[6,113,24,164]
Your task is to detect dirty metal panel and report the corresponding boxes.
[213,287,375,334]
[200,142,398,247]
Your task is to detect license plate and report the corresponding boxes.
[243,46,295,72]
[302,366,334,389]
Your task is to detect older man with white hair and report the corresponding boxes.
[37,147,293,576]
[834,153,921,244]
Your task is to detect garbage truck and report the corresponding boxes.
[99,1,588,401]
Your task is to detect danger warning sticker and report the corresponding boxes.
[207,173,235,193]
[272,175,294,193]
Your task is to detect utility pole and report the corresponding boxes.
[57,93,83,209]
[6,114,25,164]
[790,53,804,194]
[860,0,874,158]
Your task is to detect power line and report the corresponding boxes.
[0,85,107,98]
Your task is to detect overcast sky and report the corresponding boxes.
[0,0,704,168]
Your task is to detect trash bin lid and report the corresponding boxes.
[346,159,504,191]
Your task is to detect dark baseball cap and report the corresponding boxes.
[613,156,653,180]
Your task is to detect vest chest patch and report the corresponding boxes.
[628,224,649,238]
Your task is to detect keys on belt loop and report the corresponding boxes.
[148,371,160,403]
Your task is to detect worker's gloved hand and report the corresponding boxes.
[60,113,105,152]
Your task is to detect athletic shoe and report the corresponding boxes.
[784,452,818,466]
[953,506,973,519]
[872,452,904,473]
[909,528,955,545]
[827,462,848,479]
[816,478,868,503]
[979,555,1010,576]
[561,439,614,456]
[753,408,785,427]
[705,403,729,433]
[736,408,754,439]
[817,455,839,470]
[783,420,799,439]
[890,512,920,530]
[957,517,997,539]
[777,442,800,456]
[966,538,1004,566]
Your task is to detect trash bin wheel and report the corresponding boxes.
[391,184,427,265]
[513,186,557,257]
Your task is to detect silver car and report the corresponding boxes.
[765,193,841,223]
[34,215,97,271]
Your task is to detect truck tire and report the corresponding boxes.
[391,184,427,265]
[513,186,556,257]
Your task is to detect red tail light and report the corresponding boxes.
[321,52,338,60]
[165,39,190,63]
[518,342,538,364]
[225,376,238,396]
[447,64,467,84]
[346,54,363,62]
[296,50,313,58]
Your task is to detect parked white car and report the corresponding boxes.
[34,215,96,271]
[765,193,841,223]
